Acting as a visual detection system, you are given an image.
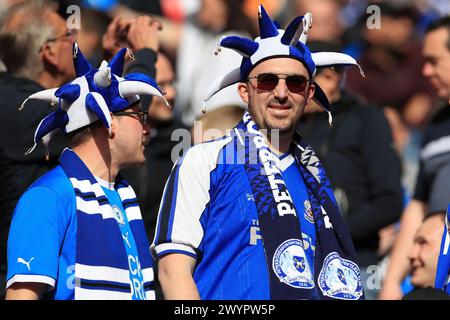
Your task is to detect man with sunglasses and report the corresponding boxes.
[5,44,168,299]
[152,6,364,300]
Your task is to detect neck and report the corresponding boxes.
[265,130,294,155]
[36,71,65,89]
[72,138,118,183]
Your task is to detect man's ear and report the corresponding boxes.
[306,82,315,105]
[237,82,249,104]
[109,113,117,139]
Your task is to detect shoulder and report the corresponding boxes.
[343,94,385,121]
[29,166,73,194]
[421,104,450,146]
[178,136,233,169]
[429,104,450,125]
[16,166,75,213]
[343,96,390,131]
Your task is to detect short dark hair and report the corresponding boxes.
[423,211,446,223]
[67,121,103,148]
[425,16,450,51]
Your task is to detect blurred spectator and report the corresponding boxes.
[75,9,111,66]
[243,0,291,34]
[151,0,256,128]
[380,16,450,300]
[192,104,244,144]
[383,106,422,198]
[159,0,200,22]
[402,286,450,300]
[408,213,445,290]
[102,15,161,110]
[294,0,346,44]
[300,41,403,299]
[377,107,423,285]
[347,2,434,129]
[95,0,248,129]
[376,107,423,298]
[0,0,24,15]
[0,0,74,297]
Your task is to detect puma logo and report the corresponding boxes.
[122,233,131,249]
[17,257,34,271]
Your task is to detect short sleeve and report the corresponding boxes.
[6,186,69,289]
[151,139,229,260]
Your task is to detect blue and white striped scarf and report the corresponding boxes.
[435,204,450,294]
[230,112,364,300]
[59,148,155,300]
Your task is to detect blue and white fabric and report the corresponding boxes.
[7,150,155,299]
[58,148,154,299]
[152,112,364,300]
[435,204,450,294]
[19,44,168,158]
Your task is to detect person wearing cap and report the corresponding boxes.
[152,5,365,300]
[5,46,169,300]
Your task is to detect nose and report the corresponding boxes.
[422,62,433,78]
[273,78,288,102]
[142,113,151,135]
[408,242,420,262]
[143,121,151,135]
[164,84,176,103]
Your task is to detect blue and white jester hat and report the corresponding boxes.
[204,5,365,125]
[20,43,169,157]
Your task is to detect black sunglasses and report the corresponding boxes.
[114,111,149,126]
[248,73,310,93]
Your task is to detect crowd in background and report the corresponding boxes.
[0,0,449,300]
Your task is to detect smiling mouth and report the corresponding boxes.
[269,104,291,110]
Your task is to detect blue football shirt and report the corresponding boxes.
[152,138,317,299]
[7,166,77,299]
[7,166,147,300]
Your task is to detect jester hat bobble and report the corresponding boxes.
[20,43,169,158]
[204,5,365,125]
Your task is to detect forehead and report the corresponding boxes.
[47,10,66,30]
[249,57,309,77]
[155,54,174,81]
[416,215,444,240]
[423,28,450,55]
[124,101,142,112]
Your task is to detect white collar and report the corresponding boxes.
[95,176,115,190]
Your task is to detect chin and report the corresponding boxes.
[266,120,294,134]
[410,275,426,289]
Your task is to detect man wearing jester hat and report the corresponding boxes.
[152,5,365,300]
[5,44,169,300]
